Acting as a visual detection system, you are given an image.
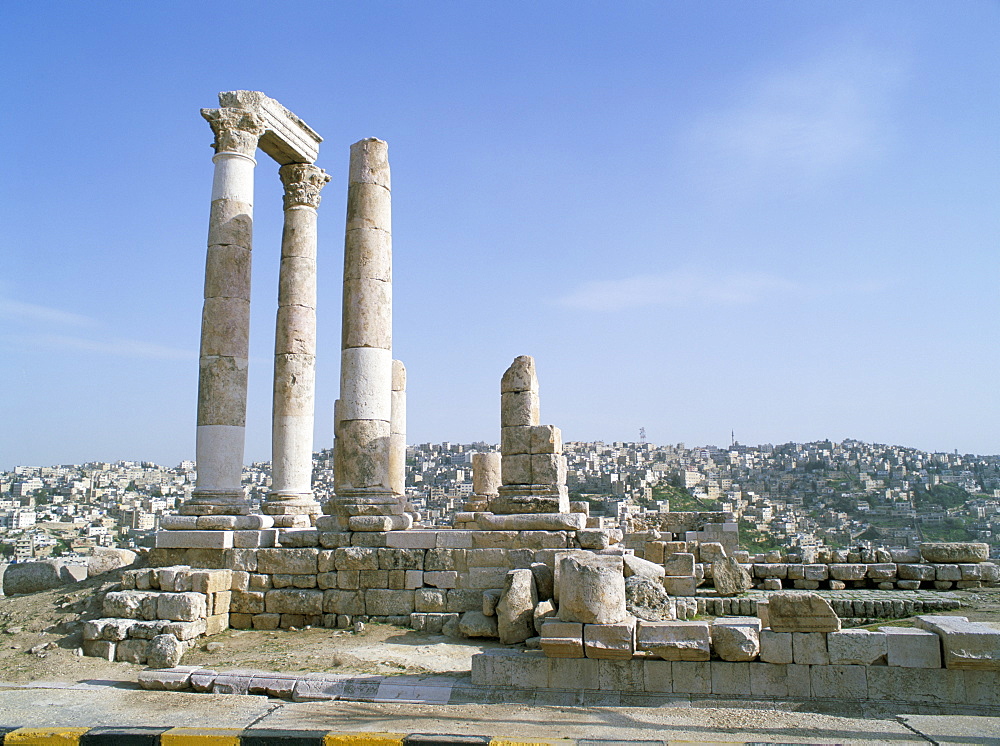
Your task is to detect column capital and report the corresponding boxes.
[201,107,266,157]
[279,163,331,210]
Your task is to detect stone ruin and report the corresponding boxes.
[75,91,1000,712]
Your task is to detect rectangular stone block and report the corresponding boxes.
[447,589,483,612]
[661,576,697,596]
[792,632,829,665]
[637,620,710,661]
[424,571,458,589]
[584,618,636,660]
[827,629,887,665]
[711,661,750,696]
[378,548,424,570]
[866,563,897,580]
[965,670,1000,707]
[265,589,323,615]
[913,615,1000,670]
[530,424,562,455]
[501,453,532,485]
[337,570,360,590]
[802,564,829,581]
[230,590,265,614]
[501,425,532,456]
[256,548,318,575]
[883,626,942,668]
[463,566,509,589]
[155,531,233,549]
[867,666,965,704]
[324,589,365,615]
[936,564,962,581]
[436,531,474,549]
[811,664,867,699]
[748,662,788,697]
[531,454,567,485]
[550,656,598,689]
[472,650,549,687]
[670,660,711,694]
[541,620,585,658]
[415,587,447,613]
[334,546,379,570]
[234,529,277,548]
[365,589,414,615]
[190,569,233,594]
[359,569,389,588]
[385,530,438,549]
[598,659,644,691]
[897,563,936,581]
[663,553,695,576]
[158,592,207,622]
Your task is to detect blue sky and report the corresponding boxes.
[1,1,997,469]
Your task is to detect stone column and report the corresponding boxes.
[183,108,265,516]
[264,163,330,525]
[321,138,411,532]
[465,451,501,511]
[389,359,407,497]
[494,355,570,515]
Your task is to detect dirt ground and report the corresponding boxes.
[1,568,998,686]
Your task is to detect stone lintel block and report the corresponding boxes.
[219,90,321,165]
[501,426,532,456]
[584,618,636,660]
[501,390,540,428]
[883,626,942,668]
[155,531,234,550]
[637,620,710,661]
[792,632,829,665]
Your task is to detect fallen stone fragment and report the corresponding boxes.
[712,557,752,596]
[625,575,674,622]
[767,592,841,633]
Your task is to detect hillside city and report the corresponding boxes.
[2,439,998,563]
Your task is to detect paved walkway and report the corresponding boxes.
[2,678,999,744]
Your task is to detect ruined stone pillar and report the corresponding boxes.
[321,138,410,532]
[494,355,570,515]
[389,359,407,497]
[184,108,265,515]
[264,163,330,524]
[465,451,501,511]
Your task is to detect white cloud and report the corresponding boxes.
[0,298,97,328]
[689,44,905,192]
[28,334,195,361]
[557,269,882,312]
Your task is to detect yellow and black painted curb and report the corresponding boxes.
[0,729,586,746]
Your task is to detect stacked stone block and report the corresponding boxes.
[83,567,232,665]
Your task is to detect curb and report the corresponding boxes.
[0,730,749,746]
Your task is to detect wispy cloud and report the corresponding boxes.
[689,45,905,192]
[0,298,98,328]
[26,334,195,361]
[557,269,882,312]
[0,296,194,360]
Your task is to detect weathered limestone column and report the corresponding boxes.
[464,451,501,511]
[183,108,265,515]
[264,163,330,525]
[389,359,407,497]
[321,138,410,532]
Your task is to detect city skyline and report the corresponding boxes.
[2,2,997,470]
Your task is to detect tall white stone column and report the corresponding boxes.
[321,138,410,532]
[264,163,330,525]
[183,108,265,516]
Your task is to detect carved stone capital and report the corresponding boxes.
[201,107,266,157]
[279,163,331,209]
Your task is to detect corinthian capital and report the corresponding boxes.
[279,163,331,210]
[201,108,266,157]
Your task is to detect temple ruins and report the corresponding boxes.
[82,91,1000,713]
